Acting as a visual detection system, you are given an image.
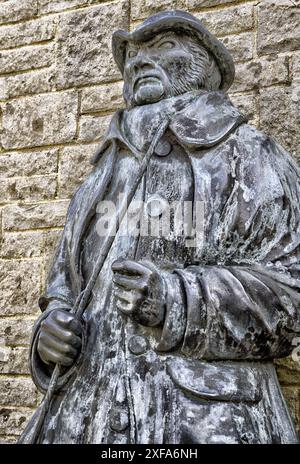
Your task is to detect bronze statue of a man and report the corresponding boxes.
[20,10,300,444]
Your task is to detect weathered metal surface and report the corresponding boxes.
[19,11,300,444]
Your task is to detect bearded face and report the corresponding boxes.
[123,31,221,108]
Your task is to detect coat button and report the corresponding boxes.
[128,335,149,355]
[109,409,129,432]
[146,194,169,218]
[154,139,172,157]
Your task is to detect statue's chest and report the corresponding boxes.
[135,133,194,266]
[135,136,232,266]
[81,136,231,276]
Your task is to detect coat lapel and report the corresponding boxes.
[169,91,247,148]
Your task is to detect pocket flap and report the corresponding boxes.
[167,358,262,403]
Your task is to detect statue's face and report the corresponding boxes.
[123,31,208,108]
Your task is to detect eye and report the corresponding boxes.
[157,40,176,50]
[127,49,137,58]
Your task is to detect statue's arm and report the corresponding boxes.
[158,131,300,359]
[29,144,116,391]
[29,191,82,392]
[156,263,300,360]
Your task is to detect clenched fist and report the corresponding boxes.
[111,259,165,327]
[38,309,83,367]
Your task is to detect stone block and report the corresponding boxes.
[281,386,300,435]
[186,0,239,8]
[0,260,41,315]
[2,92,78,149]
[257,0,300,55]
[39,0,88,14]
[260,85,299,157]
[0,231,44,259]
[0,318,35,346]
[81,81,124,114]
[43,229,63,277]
[0,44,53,75]
[0,68,55,101]
[291,52,300,82]
[276,357,300,385]
[0,408,34,436]
[55,2,129,89]
[196,4,253,37]
[220,32,253,63]
[0,0,38,26]
[78,114,111,143]
[131,0,185,21]
[0,17,56,50]
[3,201,69,231]
[0,175,57,202]
[59,144,96,198]
[232,55,289,92]
[0,377,37,407]
[0,149,58,179]
[229,92,258,126]
[0,345,29,375]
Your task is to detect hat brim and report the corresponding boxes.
[112,12,235,91]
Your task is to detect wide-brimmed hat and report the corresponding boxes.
[112,10,235,91]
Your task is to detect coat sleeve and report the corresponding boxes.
[29,187,85,392]
[157,127,300,360]
[29,143,116,392]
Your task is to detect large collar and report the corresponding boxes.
[91,91,247,165]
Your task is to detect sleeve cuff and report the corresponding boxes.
[156,271,187,352]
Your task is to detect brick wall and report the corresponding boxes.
[0,0,299,443]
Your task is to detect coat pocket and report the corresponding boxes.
[167,358,262,403]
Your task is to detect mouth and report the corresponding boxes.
[133,74,161,89]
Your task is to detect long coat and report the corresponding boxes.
[20,91,300,444]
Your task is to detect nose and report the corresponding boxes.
[125,50,156,76]
[133,60,153,74]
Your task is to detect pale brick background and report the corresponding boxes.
[0,0,299,443]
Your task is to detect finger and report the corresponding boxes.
[41,320,82,347]
[114,288,143,305]
[116,299,135,314]
[112,259,151,277]
[113,274,148,292]
[38,344,75,367]
[39,332,79,357]
[53,311,82,335]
